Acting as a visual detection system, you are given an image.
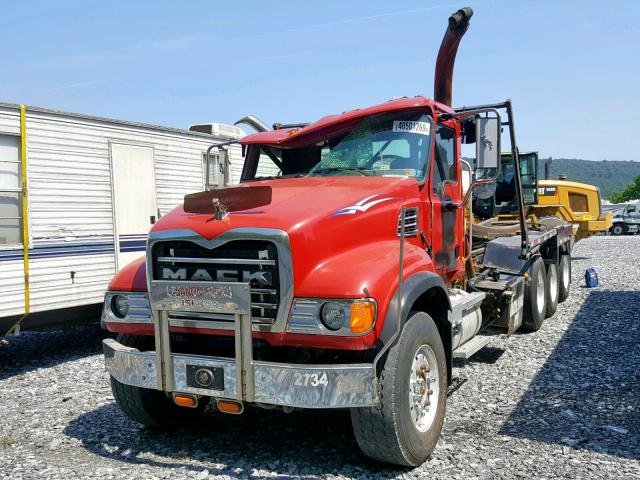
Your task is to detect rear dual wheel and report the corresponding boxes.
[558,254,571,303]
[522,257,547,331]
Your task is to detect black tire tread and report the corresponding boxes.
[351,311,446,466]
[522,257,546,332]
[558,254,571,303]
[110,334,206,428]
[544,263,559,318]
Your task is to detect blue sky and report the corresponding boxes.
[1,0,638,161]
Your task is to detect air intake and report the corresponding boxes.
[397,208,419,237]
[188,122,245,139]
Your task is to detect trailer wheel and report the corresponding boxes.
[558,254,571,303]
[544,263,559,318]
[611,223,624,236]
[350,311,447,466]
[110,334,208,428]
[522,257,547,332]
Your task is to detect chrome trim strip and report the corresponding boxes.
[157,257,276,266]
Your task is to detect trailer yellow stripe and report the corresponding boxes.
[8,105,30,335]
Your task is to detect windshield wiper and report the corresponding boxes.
[310,167,371,176]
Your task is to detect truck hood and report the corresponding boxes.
[151,176,422,292]
[154,176,420,238]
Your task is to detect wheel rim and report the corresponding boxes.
[409,344,439,433]
[536,269,545,315]
[562,258,570,289]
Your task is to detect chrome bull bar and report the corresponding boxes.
[104,280,376,408]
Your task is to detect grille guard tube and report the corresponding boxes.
[103,338,376,409]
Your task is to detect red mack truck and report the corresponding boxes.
[101,7,573,466]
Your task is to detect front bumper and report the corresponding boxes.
[104,338,376,409]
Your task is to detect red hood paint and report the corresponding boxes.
[108,175,433,350]
[151,175,421,296]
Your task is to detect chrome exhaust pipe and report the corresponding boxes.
[434,7,473,107]
[234,115,272,132]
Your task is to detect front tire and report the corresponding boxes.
[611,223,624,235]
[351,311,447,466]
[522,257,547,332]
[110,334,208,428]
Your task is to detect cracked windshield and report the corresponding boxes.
[308,111,432,180]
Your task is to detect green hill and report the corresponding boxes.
[536,158,640,200]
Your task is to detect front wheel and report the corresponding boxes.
[611,223,624,235]
[545,263,559,318]
[351,311,447,466]
[110,334,208,428]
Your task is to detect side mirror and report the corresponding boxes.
[475,116,500,176]
[205,145,230,189]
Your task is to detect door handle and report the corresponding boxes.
[150,215,156,224]
[442,202,459,211]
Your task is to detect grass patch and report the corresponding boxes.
[0,435,13,448]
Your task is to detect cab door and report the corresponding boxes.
[428,121,464,282]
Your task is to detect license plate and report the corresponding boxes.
[149,281,251,314]
[186,365,225,391]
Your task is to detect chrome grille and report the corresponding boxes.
[397,207,419,236]
[152,240,279,326]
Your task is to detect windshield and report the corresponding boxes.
[308,111,432,180]
[240,110,433,183]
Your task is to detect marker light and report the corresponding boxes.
[350,301,376,334]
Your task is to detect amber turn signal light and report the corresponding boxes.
[173,393,198,408]
[350,301,376,334]
[217,399,244,414]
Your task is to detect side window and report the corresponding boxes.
[256,147,282,178]
[0,135,22,245]
[432,124,456,194]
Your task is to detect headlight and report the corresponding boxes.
[321,302,346,330]
[111,294,130,319]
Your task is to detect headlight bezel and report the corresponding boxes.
[287,298,377,336]
[102,291,153,324]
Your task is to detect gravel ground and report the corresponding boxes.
[1,235,639,479]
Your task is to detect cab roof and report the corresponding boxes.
[239,96,452,147]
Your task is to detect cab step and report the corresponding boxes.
[453,334,493,359]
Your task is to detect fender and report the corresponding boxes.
[376,271,453,382]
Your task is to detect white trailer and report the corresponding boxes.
[0,102,245,333]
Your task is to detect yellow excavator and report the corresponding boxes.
[534,176,612,241]
[472,153,611,241]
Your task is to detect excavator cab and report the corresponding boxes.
[472,151,538,220]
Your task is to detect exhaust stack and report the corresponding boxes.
[434,7,473,107]
[234,115,272,132]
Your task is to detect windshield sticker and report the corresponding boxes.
[329,194,396,217]
[392,121,430,136]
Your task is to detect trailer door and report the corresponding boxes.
[110,143,156,271]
